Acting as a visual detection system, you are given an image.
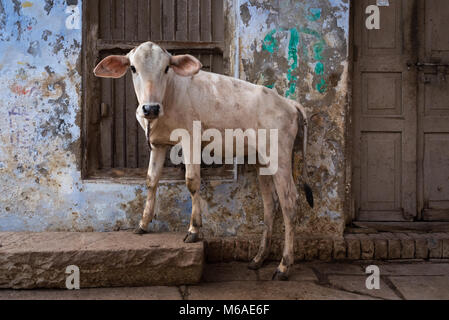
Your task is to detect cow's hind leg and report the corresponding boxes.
[248,173,277,270]
[272,166,298,281]
[184,163,202,243]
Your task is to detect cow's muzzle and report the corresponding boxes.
[142,104,160,119]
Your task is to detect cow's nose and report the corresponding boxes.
[142,104,160,118]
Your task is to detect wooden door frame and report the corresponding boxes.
[344,0,356,225]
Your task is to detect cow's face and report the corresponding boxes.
[93,41,202,120]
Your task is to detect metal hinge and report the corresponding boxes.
[415,62,449,68]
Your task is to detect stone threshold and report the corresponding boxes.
[204,232,449,263]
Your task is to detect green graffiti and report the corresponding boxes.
[260,20,328,96]
[315,62,324,75]
[299,27,321,39]
[285,28,299,99]
[313,41,324,61]
[299,27,325,60]
[317,78,327,93]
[307,8,322,22]
[262,29,278,54]
[299,27,327,93]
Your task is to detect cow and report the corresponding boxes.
[93,41,314,280]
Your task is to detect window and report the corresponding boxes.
[82,0,234,181]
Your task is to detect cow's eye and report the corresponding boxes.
[165,66,169,74]
[130,66,137,73]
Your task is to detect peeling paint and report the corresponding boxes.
[21,2,33,9]
[44,0,54,15]
[262,29,278,54]
[286,28,299,99]
[307,8,322,22]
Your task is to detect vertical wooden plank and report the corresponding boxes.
[99,0,112,40]
[113,77,126,168]
[176,0,188,41]
[150,0,162,40]
[200,0,212,41]
[137,0,150,41]
[211,0,224,74]
[189,0,200,41]
[112,0,125,40]
[124,0,137,41]
[100,78,113,169]
[163,0,175,40]
[198,53,211,72]
[212,55,223,74]
[122,1,137,168]
[125,72,138,168]
[84,0,101,176]
[211,0,224,41]
[138,127,150,168]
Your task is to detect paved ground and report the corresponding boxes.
[1,261,449,300]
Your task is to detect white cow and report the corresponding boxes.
[94,41,314,280]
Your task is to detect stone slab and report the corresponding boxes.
[0,232,204,289]
[312,262,366,276]
[186,280,377,300]
[389,276,449,300]
[328,275,400,300]
[376,263,449,276]
[202,262,257,282]
[0,286,182,300]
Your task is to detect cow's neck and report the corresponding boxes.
[160,71,196,127]
[147,71,196,142]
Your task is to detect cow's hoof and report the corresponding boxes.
[133,227,148,235]
[183,232,200,243]
[247,260,263,270]
[272,269,289,281]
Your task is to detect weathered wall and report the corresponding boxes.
[0,0,349,238]
[236,0,350,236]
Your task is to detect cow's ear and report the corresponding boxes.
[94,55,130,78]
[169,54,202,77]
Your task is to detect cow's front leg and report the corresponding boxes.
[184,163,202,243]
[134,145,168,234]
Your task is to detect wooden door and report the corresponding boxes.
[418,0,449,221]
[352,0,418,221]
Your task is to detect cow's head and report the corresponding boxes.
[93,42,202,120]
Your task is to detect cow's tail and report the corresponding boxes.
[295,104,314,208]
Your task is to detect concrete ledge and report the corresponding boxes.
[0,232,204,289]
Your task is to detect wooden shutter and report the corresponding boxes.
[83,0,234,181]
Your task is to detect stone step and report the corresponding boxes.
[0,232,204,289]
